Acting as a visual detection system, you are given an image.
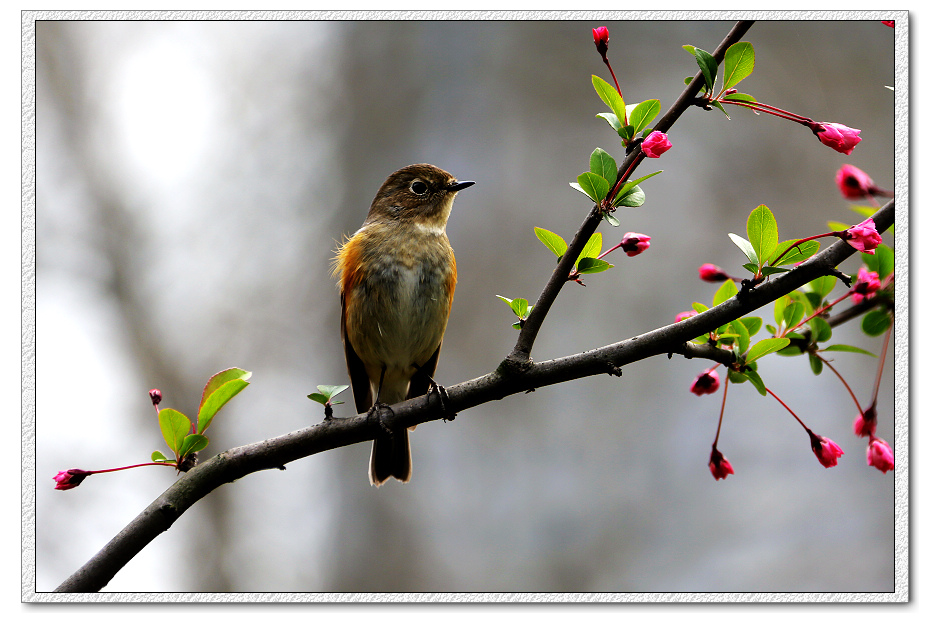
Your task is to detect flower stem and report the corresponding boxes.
[765,386,809,432]
[713,372,730,445]
[869,312,893,408]
[817,354,866,416]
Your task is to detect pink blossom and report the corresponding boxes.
[842,218,882,254]
[641,131,672,158]
[835,164,876,200]
[698,263,728,282]
[53,469,91,490]
[851,266,882,304]
[854,404,877,438]
[690,368,720,396]
[619,232,651,256]
[814,122,862,155]
[809,433,844,468]
[675,310,697,323]
[709,447,735,481]
[592,27,609,58]
[867,437,894,473]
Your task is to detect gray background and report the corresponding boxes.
[34,18,896,592]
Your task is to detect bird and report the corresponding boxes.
[332,163,474,486]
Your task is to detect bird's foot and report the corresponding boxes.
[367,402,395,437]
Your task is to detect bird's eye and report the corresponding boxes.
[410,180,428,195]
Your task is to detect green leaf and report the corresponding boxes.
[710,100,731,120]
[576,257,613,274]
[692,302,709,314]
[712,279,738,307]
[862,310,892,336]
[744,337,791,363]
[782,301,805,331]
[511,298,529,318]
[603,212,621,227]
[722,42,755,90]
[827,220,850,232]
[721,92,758,104]
[579,232,603,261]
[771,239,820,267]
[773,295,789,326]
[197,378,249,435]
[808,353,823,376]
[596,112,623,134]
[592,75,626,120]
[569,182,594,199]
[534,227,568,259]
[151,451,171,463]
[874,244,894,281]
[807,275,837,301]
[200,368,252,411]
[307,393,328,405]
[158,408,192,455]
[729,233,759,266]
[577,172,611,204]
[822,344,876,356]
[317,384,349,400]
[178,433,209,458]
[615,171,663,201]
[743,368,767,395]
[589,149,618,186]
[614,185,645,208]
[728,319,751,355]
[760,266,790,276]
[808,316,832,344]
[746,204,778,265]
[777,346,804,356]
[628,99,661,135]
[693,47,719,92]
[741,316,763,336]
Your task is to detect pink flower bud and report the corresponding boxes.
[641,131,672,158]
[592,26,609,59]
[854,404,877,438]
[690,368,720,396]
[809,432,844,468]
[53,468,91,490]
[867,436,894,473]
[620,232,651,257]
[813,122,862,155]
[675,310,697,323]
[835,164,876,200]
[709,447,735,481]
[842,218,882,255]
[698,263,728,282]
[851,266,882,304]
[149,388,163,406]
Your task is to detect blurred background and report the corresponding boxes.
[33,18,897,593]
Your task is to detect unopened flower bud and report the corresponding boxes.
[592,26,609,59]
[835,164,876,200]
[841,218,882,255]
[812,122,862,155]
[690,368,720,396]
[675,310,697,323]
[698,263,728,282]
[867,436,894,473]
[709,446,735,481]
[641,131,672,158]
[53,468,92,490]
[851,266,882,304]
[619,232,651,257]
[149,388,162,406]
[854,404,877,438]
[809,432,844,468]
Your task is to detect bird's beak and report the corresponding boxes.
[446,180,475,192]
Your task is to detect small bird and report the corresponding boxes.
[332,164,474,486]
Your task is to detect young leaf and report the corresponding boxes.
[808,353,823,376]
[510,298,529,318]
[743,368,767,396]
[200,368,252,411]
[872,244,894,281]
[722,41,755,90]
[178,433,209,458]
[782,301,805,332]
[603,212,621,227]
[158,408,192,456]
[771,240,820,267]
[808,317,832,344]
[615,171,663,200]
[307,393,329,405]
[728,318,750,355]
[577,172,611,204]
[741,316,763,336]
[576,257,613,274]
[628,99,661,135]
[197,378,250,435]
[807,275,837,301]
[721,92,758,104]
[614,185,645,208]
[760,266,790,276]
[743,337,790,363]
[592,75,626,120]
[692,302,709,314]
[589,149,618,186]
[746,204,778,266]
[861,310,892,336]
[712,279,738,307]
[579,232,603,260]
[692,47,719,93]
[534,227,568,259]
[596,112,624,134]
[821,344,876,356]
[151,451,171,463]
[710,101,731,120]
[729,233,759,266]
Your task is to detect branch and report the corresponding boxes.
[509,20,756,363]
[55,199,892,593]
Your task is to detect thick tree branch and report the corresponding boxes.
[510,20,756,363]
[55,199,892,593]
